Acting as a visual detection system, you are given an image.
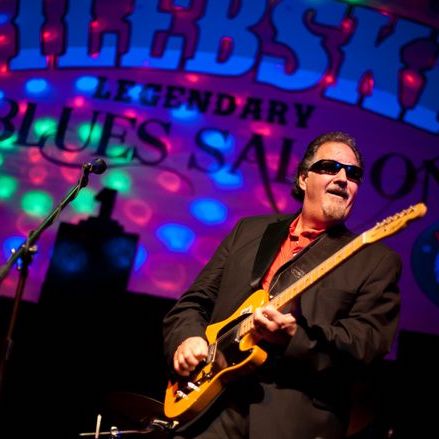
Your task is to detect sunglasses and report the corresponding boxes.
[308,159,363,183]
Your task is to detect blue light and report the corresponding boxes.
[75,76,99,92]
[201,129,235,153]
[52,241,88,274]
[0,89,4,100]
[134,244,148,271]
[210,166,244,190]
[171,104,199,121]
[128,85,142,101]
[25,78,49,95]
[190,198,228,225]
[3,236,25,260]
[173,0,191,7]
[157,223,195,252]
[0,14,9,25]
[103,237,137,270]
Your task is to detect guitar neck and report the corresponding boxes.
[238,233,365,338]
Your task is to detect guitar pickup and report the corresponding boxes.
[176,390,189,400]
[186,382,200,392]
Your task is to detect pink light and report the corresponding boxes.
[192,237,219,265]
[0,34,8,45]
[123,109,138,118]
[255,184,288,211]
[29,165,48,185]
[123,199,153,226]
[61,149,79,161]
[0,64,8,73]
[146,255,188,293]
[18,101,27,114]
[73,96,86,107]
[186,74,200,83]
[16,213,41,236]
[252,125,272,136]
[157,171,182,192]
[266,153,279,172]
[60,166,80,183]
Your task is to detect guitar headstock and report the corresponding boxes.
[364,203,427,243]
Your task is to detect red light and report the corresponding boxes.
[402,71,422,88]
[0,64,8,73]
[359,73,374,96]
[323,74,335,85]
[28,148,42,163]
[0,34,8,44]
[29,165,48,185]
[43,31,54,41]
[341,17,354,33]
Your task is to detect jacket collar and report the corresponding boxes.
[250,213,299,289]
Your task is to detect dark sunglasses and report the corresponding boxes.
[308,159,363,183]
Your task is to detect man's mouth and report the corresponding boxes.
[327,189,348,200]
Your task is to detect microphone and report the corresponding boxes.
[83,158,107,175]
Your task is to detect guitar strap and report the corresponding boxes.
[268,224,356,300]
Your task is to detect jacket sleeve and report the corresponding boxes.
[284,246,402,371]
[162,219,244,369]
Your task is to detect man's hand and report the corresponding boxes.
[253,304,297,345]
[173,336,208,377]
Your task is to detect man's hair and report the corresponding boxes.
[292,131,364,201]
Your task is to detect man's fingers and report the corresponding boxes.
[173,337,208,376]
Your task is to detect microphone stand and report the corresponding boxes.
[0,164,95,396]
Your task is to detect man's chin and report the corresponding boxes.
[322,202,350,222]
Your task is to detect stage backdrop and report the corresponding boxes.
[0,0,438,338]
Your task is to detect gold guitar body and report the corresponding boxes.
[164,289,270,421]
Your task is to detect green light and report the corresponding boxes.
[78,122,102,145]
[71,187,97,214]
[0,154,4,166]
[106,144,133,164]
[101,169,132,194]
[0,134,17,150]
[21,190,54,217]
[34,117,57,137]
[0,175,18,199]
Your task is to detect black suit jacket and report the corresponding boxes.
[163,213,401,438]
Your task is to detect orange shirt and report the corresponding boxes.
[262,215,325,292]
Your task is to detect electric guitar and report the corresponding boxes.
[164,203,427,422]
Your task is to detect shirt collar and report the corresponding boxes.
[289,214,326,240]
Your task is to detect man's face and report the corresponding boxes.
[298,141,361,227]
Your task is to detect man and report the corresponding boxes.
[163,131,401,438]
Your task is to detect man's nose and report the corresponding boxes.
[333,168,348,183]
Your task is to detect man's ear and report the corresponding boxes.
[298,172,307,192]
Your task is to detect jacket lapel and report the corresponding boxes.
[250,214,298,289]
